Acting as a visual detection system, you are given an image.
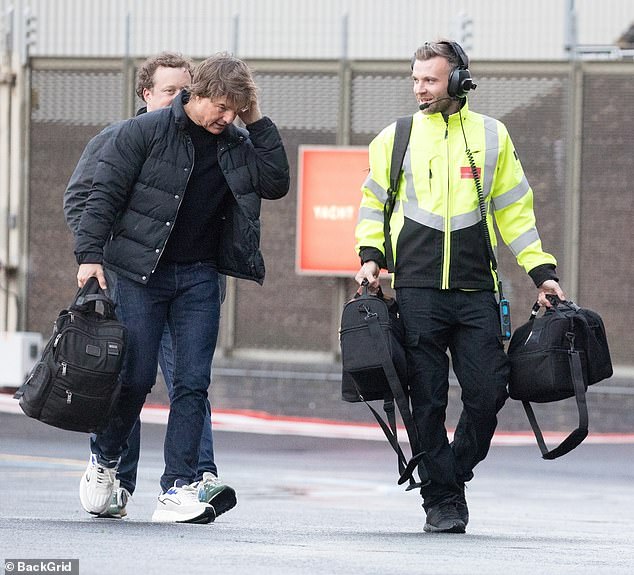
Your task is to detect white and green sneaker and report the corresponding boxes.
[191,472,237,518]
[151,481,215,524]
[98,481,131,519]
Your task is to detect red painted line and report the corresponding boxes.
[4,394,634,444]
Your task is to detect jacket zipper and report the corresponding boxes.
[150,133,194,276]
[441,119,451,290]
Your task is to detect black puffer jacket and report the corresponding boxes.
[74,91,289,285]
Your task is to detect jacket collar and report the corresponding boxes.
[173,90,247,145]
[417,99,470,126]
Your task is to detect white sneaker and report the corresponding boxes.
[97,480,130,519]
[151,481,216,524]
[191,472,237,518]
[79,454,118,515]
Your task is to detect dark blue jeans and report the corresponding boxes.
[158,326,217,480]
[91,261,221,492]
[396,288,509,509]
[114,325,217,495]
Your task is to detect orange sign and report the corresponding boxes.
[296,146,369,276]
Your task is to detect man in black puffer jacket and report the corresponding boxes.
[75,53,289,524]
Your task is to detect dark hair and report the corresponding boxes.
[410,40,467,70]
[189,52,258,111]
[135,52,193,100]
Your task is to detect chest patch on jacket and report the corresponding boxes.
[460,166,481,179]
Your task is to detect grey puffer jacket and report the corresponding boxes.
[74,92,289,285]
[64,107,147,236]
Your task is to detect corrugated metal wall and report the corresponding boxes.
[2,0,633,60]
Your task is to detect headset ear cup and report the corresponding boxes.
[447,68,459,98]
[444,41,474,100]
[449,68,473,99]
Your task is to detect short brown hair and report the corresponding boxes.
[135,52,193,100]
[411,40,466,69]
[189,52,258,111]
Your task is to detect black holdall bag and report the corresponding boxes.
[507,296,612,459]
[339,281,429,490]
[340,283,407,403]
[14,277,127,433]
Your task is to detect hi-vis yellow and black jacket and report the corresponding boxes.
[355,103,558,290]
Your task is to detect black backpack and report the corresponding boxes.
[507,297,612,459]
[340,283,428,490]
[14,278,127,433]
[340,286,407,403]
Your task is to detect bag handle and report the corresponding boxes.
[527,296,580,321]
[356,279,384,299]
[70,276,118,319]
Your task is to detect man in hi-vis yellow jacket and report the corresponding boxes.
[355,40,565,534]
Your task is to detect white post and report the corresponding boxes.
[563,0,581,301]
[0,4,14,330]
[564,0,578,59]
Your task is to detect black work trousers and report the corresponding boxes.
[396,287,509,509]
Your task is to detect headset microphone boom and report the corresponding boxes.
[418,97,455,111]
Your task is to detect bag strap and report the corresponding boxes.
[363,399,413,479]
[521,337,589,460]
[364,310,429,489]
[384,115,413,273]
[70,277,118,319]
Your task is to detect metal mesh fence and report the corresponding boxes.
[26,59,633,365]
[31,69,123,125]
[578,71,634,362]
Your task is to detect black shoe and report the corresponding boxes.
[423,502,466,534]
[456,484,469,526]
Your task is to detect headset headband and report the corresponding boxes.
[441,40,469,69]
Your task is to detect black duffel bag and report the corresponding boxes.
[14,277,127,433]
[507,296,612,459]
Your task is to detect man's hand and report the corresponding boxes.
[77,263,107,289]
[355,261,380,292]
[238,99,263,126]
[537,279,566,308]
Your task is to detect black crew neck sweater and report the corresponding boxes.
[161,115,230,264]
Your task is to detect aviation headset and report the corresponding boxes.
[411,40,477,100]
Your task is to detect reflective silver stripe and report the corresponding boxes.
[362,173,388,203]
[401,145,446,230]
[483,116,499,200]
[509,227,540,257]
[492,176,530,211]
[399,118,498,233]
[451,208,481,231]
[406,204,445,231]
[357,205,384,223]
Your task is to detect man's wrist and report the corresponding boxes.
[75,252,103,265]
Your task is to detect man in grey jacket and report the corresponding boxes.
[65,52,234,522]
[74,53,289,523]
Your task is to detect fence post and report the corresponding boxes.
[563,1,582,300]
[332,12,353,359]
